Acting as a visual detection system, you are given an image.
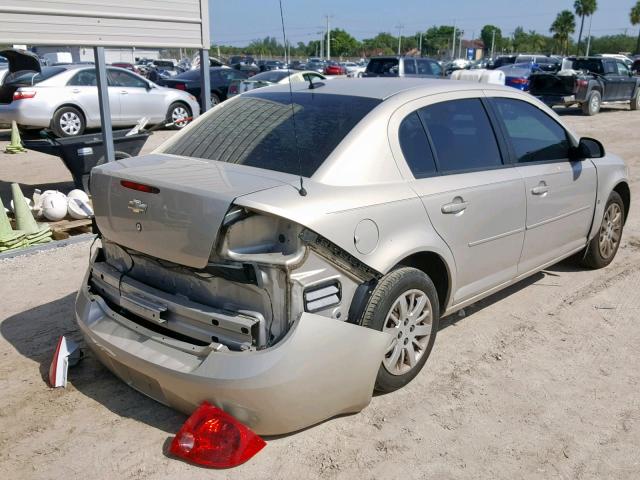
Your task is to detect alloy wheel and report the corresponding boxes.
[382,289,432,376]
[599,203,622,260]
[59,112,82,135]
[171,106,189,128]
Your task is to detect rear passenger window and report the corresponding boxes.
[419,99,503,173]
[404,60,416,74]
[416,59,431,75]
[399,112,437,178]
[491,98,570,163]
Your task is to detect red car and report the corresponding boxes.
[324,62,346,75]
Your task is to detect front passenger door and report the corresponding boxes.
[616,61,636,99]
[108,69,165,124]
[490,97,597,274]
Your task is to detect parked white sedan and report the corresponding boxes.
[0,50,200,137]
[227,69,326,98]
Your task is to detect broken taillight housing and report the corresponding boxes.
[169,402,266,468]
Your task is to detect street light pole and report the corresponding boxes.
[419,32,423,56]
[490,29,496,58]
[451,20,456,59]
[396,24,404,55]
[585,14,593,56]
[325,15,331,60]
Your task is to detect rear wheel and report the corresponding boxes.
[631,89,640,111]
[361,267,439,393]
[581,191,625,269]
[52,106,85,137]
[582,90,601,116]
[210,93,221,106]
[167,102,191,130]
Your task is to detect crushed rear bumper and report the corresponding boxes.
[75,279,390,435]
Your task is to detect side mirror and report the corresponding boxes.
[572,137,605,160]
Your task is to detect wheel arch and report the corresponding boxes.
[395,251,452,313]
[50,103,87,127]
[613,181,631,224]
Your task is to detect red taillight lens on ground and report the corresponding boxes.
[120,180,159,194]
[169,402,266,468]
[13,90,36,100]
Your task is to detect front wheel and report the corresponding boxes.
[167,103,191,130]
[581,191,625,269]
[361,267,439,393]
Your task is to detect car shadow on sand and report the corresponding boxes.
[0,292,187,434]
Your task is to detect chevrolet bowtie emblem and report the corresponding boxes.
[128,199,148,214]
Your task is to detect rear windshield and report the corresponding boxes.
[366,58,399,75]
[163,92,381,177]
[3,66,65,86]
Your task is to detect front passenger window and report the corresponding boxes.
[492,98,570,163]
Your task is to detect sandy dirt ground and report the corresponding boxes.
[1,107,639,479]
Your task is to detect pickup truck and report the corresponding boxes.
[529,57,640,115]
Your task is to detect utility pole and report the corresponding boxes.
[451,20,457,59]
[396,24,404,55]
[325,15,332,60]
[419,32,423,56]
[317,30,324,59]
[458,32,463,59]
[490,29,496,58]
[585,14,593,56]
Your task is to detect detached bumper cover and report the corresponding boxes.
[75,285,390,435]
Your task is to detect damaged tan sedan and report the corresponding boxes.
[76,78,630,435]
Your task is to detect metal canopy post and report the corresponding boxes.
[200,49,211,113]
[93,46,115,162]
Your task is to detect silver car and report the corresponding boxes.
[76,78,630,435]
[0,50,199,137]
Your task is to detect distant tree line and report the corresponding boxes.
[212,1,640,60]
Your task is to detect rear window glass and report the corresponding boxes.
[3,66,65,86]
[163,92,381,177]
[366,58,399,76]
[251,71,289,82]
[419,99,503,173]
[572,59,604,74]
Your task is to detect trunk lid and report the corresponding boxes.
[529,73,576,96]
[0,48,41,74]
[91,154,291,268]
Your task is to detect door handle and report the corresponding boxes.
[441,198,469,214]
[120,90,128,94]
[71,89,80,93]
[531,184,549,196]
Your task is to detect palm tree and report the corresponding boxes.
[632,1,640,55]
[550,10,576,56]
[574,0,597,55]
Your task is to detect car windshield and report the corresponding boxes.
[251,70,290,82]
[162,91,381,177]
[3,66,66,86]
[499,63,532,74]
[366,58,399,75]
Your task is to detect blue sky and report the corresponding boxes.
[210,0,639,46]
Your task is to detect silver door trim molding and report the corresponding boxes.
[468,227,525,247]
[526,205,592,230]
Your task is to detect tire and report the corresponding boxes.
[581,90,601,116]
[631,89,640,111]
[167,102,191,130]
[581,191,625,269]
[361,267,439,393]
[52,106,85,137]
[210,93,221,106]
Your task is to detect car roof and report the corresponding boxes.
[255,77,498,100]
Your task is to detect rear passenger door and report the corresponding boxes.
[66,68,121,125]
[489,97,597,274]
[602,60,622,100]
[396,95,526,304]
